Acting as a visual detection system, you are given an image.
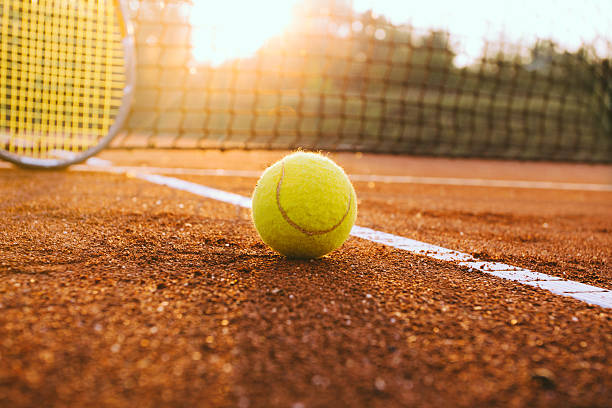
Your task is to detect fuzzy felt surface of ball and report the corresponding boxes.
[251,152,357,258]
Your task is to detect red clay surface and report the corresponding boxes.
[1,150,611,407]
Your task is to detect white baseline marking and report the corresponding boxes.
[136,173,612,309]
[138,173,252,208]
[70,163,612,192]
[349,174,612,192]
[1,161,611,191]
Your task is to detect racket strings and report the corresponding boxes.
[0,0,126,159]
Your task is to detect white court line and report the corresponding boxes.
[2,160,611,306]
[1,161,610,191]
[349,174,612,192]
[135,172,612,309]
[139,173,252,208]
[73,164,612,192]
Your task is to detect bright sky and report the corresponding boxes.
[191,0,612,65]
[191,0,296,66]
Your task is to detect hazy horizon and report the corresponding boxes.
[190,0,611,65]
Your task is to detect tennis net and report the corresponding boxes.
[114,0,612,162]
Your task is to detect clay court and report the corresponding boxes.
[1,150,611,407]
[1,0,612,406]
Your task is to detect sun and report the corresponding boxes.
[191,0,299,66]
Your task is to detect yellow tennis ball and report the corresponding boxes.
[251,152,357,259]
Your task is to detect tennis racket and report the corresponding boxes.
[0,0,134,169]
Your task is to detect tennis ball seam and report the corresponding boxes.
[275,159,352,236]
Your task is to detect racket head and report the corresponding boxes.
[0,0,135,169]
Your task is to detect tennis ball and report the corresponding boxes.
[251,152,357,259]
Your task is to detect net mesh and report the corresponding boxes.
[115,0,611,162]
[2,0,611,163]
[0,0,126,160]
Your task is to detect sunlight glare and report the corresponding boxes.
[191,0,299,66]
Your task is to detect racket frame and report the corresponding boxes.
[0,0,135,169]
